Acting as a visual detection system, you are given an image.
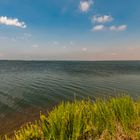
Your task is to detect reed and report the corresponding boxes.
[3,96,140,140]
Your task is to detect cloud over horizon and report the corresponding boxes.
[0,16,26,28]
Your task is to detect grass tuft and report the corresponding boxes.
[2,96,140,140]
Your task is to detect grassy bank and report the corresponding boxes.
[2,96,140,140]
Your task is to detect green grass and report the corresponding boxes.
[3,96,140,140]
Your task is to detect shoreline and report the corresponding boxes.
[0,105,55,137]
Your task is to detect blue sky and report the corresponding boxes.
[0,0,139,60]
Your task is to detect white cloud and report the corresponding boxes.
[53,41,59,45]
[32,44,39,48]
[92,24,127,32]
[91,14,127,32]
[79,0,93,12]
[110,25,127,31]
[92,25,105,31]
[0,16,26,28]
[82,48,87,51]
[92,15,113,23]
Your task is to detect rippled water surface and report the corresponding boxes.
[0,61,140,117]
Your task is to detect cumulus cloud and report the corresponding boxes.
[92,15,113,23]
[79,0,93,12]
[109,25,127,31]
[32,44,39,48]
[92,24,127,32]
[0,16,26,28]
[92,25,105,31]
[91,14,127,32]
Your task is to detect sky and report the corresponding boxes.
[0,0,140,60]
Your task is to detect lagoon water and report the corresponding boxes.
[0,60,140,118]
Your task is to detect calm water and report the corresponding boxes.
[0,60,140,117]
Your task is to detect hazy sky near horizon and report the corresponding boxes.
[0,0,140,60]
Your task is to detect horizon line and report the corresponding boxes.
[0,59,140,62]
